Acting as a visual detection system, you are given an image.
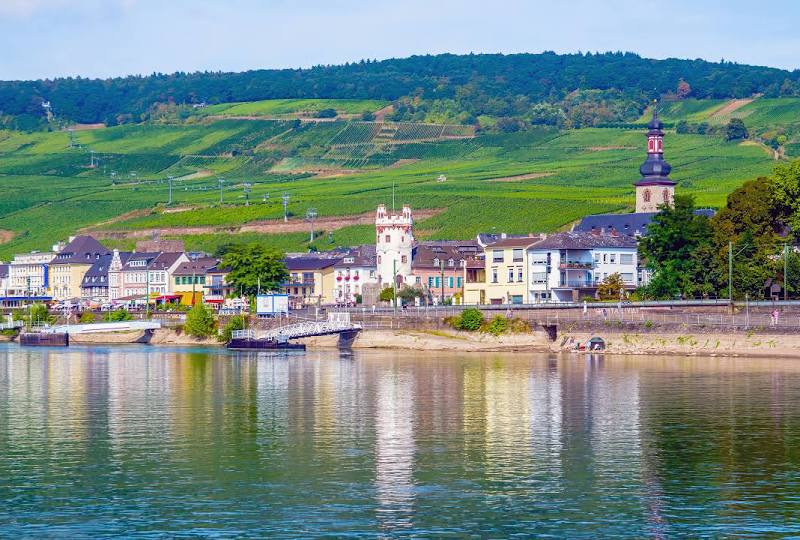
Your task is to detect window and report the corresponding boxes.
[620,253,633,265]
[343,257,354,264]
[434,277,440,288]
[428,277,434,288]
[457,277,463,288]
[433,258,440,267]
[662,188,670,202]
[448,259,455,267]
[621,273,634,283]
[511,295,523,305]
[602,253,608,264]
[385,234,391,243]
[491,268,498,283]
[303,272,314,282]
[415,276,421,284]
[609,254,616,264]
[492,250,504,263]
[531,272,548,284]
[594,253,601,263]
[447,277,453,288]
[401,255,408,264]
[517,268,524,282]
[512,249,523,262]
[643,189,651,203]
[508,268,514,283]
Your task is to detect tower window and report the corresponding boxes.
[643,189,651,203]
[401,255,407,264]
[662,189,670,202]
[385,234,390,243]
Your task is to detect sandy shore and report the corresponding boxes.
[556,330,800,358]
[300,329,552,352]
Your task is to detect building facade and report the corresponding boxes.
[49,236,111,300]
[410,241,481,303]
[333,245,377,305]
[172,257,217,304]
[465,236,542,305]
[8,251,54,297]
[527,232,639,303]
[284,257,339,307]
[375,204,414,288]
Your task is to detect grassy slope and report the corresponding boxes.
[201,98,389,117]
[0,98,787,259]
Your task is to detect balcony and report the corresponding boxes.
[554,280,596,289]
[558,261,595,270]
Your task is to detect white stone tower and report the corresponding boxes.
[375,204,414,288]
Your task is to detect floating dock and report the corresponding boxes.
[20,332,69,347]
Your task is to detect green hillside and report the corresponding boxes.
[0,97,794,259]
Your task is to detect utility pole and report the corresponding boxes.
[167,175,174,205]
[282,193,290,222]
[306,208,317,243]
[728,240,733,307]
[218,177,225,204]
[440,259,445,305]
[784,243,789,301]
[392,259,397,313]
[243,183,252,206]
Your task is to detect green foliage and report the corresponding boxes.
[597,273,626,300]
[726,118,749,141]
[184,303,216,338]
[378,287,395,302]
[221,244,288,297]
[482,315,509,336]
[104,309,133,322]
[79,312,96,323]
[397,286,425,303]
[455,308,484,331]
[315,108,337,119]
[27,303,55,326]
[218,315,247,343]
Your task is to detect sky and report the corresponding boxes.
[1,0,799,81]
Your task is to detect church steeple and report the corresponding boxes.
[634,101,676,213]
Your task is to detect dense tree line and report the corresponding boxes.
[2,51,800,126]
[640,161,800,300]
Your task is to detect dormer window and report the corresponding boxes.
[448,258,455,267]
[433,258,440,267]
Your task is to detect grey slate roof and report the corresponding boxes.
[285,257,340,271]
[173,257,217,276]
[0,264,8,279]
[51,236,110,265]
[531,231,638,250]
[573,209,716,237]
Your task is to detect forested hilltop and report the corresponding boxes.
[3,51,800,129]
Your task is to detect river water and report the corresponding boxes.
[1,344,799,538]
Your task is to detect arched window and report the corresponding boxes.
[433,258,440,267]
[643,189,651,203]
[662,188,670,203]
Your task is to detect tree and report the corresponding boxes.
[378,287,395,302]
[597,273,625,300]
[316,108,337,118]
[221,244,288,297]
[185,303,216,338]
[397,285,425,304]
[677,79,692,99]
[79,312,96,323]
[361,111,376,121]
[104,309,133,322]
[726,118,749,141]
[27,303,55,326]
[639,195,714,299]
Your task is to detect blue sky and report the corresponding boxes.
[1,0,798,80]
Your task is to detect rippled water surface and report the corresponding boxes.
[2,344,800,537]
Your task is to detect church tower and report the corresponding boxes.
[635,104,676,213]
[375,204,414,288]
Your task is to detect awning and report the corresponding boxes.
[205,298,224,304]
[155,295,182,301]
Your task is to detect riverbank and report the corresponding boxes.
[300,329,552,352]
[555,329,800,358]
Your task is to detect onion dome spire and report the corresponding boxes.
[636,100,674,185]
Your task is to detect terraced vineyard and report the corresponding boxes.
[0,96,793,259]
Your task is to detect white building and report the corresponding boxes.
[375,204,414,288]
[527,232,639,303]
[333,245,378,305]
[8,250,55,297]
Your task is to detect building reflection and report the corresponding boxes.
[374,365,416,533]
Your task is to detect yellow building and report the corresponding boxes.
[284,257,338,307]
[49,236,111,301]
[464,236,540,305]
[172,257,216,305]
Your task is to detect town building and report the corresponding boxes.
[464,235,543,305]
[172,256,218,304]
[205,264,233,304]
[284,256,339,307]
[333,245,377,305]
[410,240,482,303]
[375,204,414,288]
[527,232,639,303]
[49,236,111,300]
[148,252,188,297]
[8,250,54,298]
[0,264,9,299]
[80,253,120,302]
[113,252,158,300]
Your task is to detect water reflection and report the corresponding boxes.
[2,345,800,536]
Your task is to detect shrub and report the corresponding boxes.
[482,315,509,336]
[79,312,96,323]
[379,287,395,303]
[27,303,55,326]
[218,315,246,343]
[104,309,133,322]
[184,303,216,338]
[457,308,484,331]
[316,108,337,119]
